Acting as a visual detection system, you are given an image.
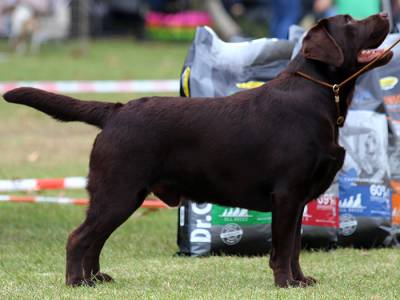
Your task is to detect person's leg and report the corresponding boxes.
[270,0,302,39]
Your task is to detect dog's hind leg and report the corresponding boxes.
[65,182,147,287]
[269,192,306,288]
[82,188,149,283]
[290,204,317,286]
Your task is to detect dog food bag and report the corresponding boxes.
[179,26,294,98]
[301,182,339,249]
[376,33,400,136]
[351,71,385,111]
[338,110,392,247]
[388,138,400,245]
[177,26,294,256]
[177,201,272,256]
[378,33,400,245]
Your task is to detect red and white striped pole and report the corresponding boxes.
[0,177,168,209]
[0,177,87,192]
[0,195,168,209]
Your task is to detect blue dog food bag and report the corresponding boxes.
[338,111,392,247]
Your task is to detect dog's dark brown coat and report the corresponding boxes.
[3,13,392,288]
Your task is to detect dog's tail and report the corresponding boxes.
[3,87,122,129]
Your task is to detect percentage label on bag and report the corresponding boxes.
[369,184,390,198]
[317,194,336,206]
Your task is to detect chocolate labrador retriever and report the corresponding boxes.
[3,13,392,288]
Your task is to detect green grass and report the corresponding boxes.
[1,203,399,300]
[0,39,399,299]
[0,39,189,80]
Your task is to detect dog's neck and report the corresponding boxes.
[283,54,358,127]
[286,55,357,87]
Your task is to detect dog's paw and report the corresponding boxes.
[300,276,317,286]
[67,278,96,287]
[92,272,114,283]
[292,274,318,286]
[275,278,310,288]
[275,276,317,288]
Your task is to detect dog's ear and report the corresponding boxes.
[301,20,344,67]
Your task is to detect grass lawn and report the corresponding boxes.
[0,39,188,80]
[0,39,399,299]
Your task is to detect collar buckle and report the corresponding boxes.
[336,116,345,126]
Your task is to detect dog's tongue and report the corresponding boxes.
[357,48,386,63]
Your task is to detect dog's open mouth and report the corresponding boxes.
[357,48,391,63]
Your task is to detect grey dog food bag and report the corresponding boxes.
[338,111,392,247]
[179,26,294,98]
[177,27,293,256]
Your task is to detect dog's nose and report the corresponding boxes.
[380,12,389,19]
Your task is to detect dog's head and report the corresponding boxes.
[301,13,392,72]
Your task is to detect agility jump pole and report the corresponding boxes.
[0,177,86,192]
[0,195,168,209]
[0,177,87,192]
[0,177,168,209]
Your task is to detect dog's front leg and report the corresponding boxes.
[269,192,305,288]
[290,205,317,286]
